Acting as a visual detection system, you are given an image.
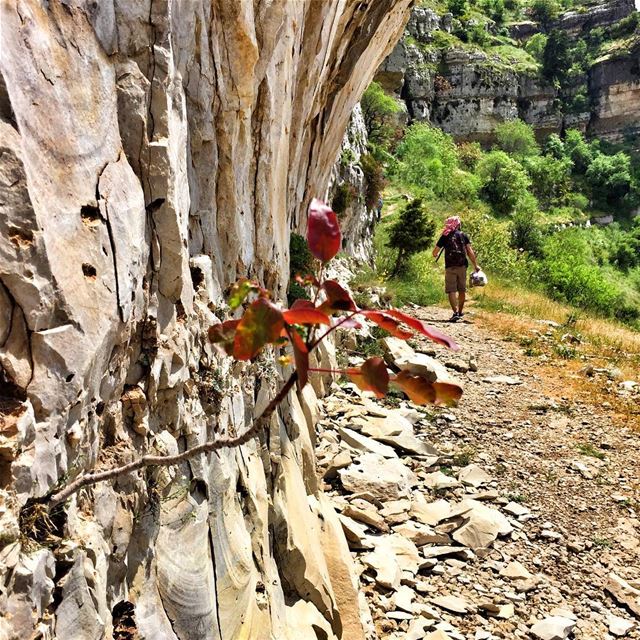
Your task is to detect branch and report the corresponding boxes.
[49,371,299,507]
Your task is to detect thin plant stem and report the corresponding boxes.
[49,371,299,507]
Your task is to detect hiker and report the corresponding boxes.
[432,216,480,322]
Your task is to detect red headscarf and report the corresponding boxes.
[442,216,461,236]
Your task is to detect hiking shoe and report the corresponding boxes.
[449,313,460,323]
[457,312,465,319]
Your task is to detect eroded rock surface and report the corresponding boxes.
[0,1,412,638]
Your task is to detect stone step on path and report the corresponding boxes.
[316,322,639,640]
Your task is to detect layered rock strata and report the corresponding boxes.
[377,0,640,143]
[0,1,412,638]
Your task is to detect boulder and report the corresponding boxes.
[339,454,417,502]
[451,500,513,550]
[530,616,576,640]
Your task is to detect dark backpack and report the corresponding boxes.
[445,231,467,267]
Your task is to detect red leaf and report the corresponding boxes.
[283,300,331,326]
[385,309,459,351]
[307,198,341,263]
[361,311,414,339]
[287,327,309,388]
[208,320,240,355]
[295,273,319,288]
[233,298,285,360]
[320,280,357,312]
[335,316,363,329]
[347,357,390,398]
[393,371,462,407]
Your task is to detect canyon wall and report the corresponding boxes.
[0,1,413,638]
[377,0,640,143]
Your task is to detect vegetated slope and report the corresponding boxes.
[376,0,640,144]
[355,0,640,333]
[363,116,640,329]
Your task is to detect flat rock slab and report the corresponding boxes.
[451,500,513,550]
[606,573,640,617]
[339,453,416,502]
[432,594,473,614]
[351,414,439,457]
[423,471,461,490]
[337,426,398,459]
[607,613,635,636]
[458,464,491,488]
[530,616,577,640]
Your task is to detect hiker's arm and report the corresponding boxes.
[466,244,480,270]
[432,245,440,259]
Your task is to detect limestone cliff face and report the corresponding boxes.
[378,0,640,143]
[0,1,412,638]
[328,104,378,265]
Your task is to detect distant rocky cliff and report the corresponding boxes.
[377,0,640,143]
[0,1,412,638]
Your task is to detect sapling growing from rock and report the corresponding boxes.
[42,199,461,511]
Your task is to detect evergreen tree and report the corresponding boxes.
[387,199,436,275]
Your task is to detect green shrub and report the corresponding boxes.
[530,0,561,26]
[524,33,548,63]
[585,152,632,209]
[360,153,386,209]
[477,151,533,214]
[564,129,593,174]
[288,233,313,304]
[457,141,483,171]
[332,182,357,215]
[394,124,462,199]
[510,211,545,257]
[495,120,539,159]
[524,155,572,207]
[361,82,403,149]
[539,230,623,314]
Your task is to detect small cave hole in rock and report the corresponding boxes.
[82,263,97,279]
[65,373,75,383]
[112,600,137,640]
[80,205,101,223]
[190,265,204,290]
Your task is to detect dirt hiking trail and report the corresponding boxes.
[317,304,640,640]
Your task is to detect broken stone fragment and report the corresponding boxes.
[382,337,462,387]
[499,560,533,581]
[607,613,635,636]
[423,471,461,490]
[451,500,513,550]
[338,513,374,550]
[342,500,389,532]
[323,449,353,480]
[606,573,640,617]
[339,453,417,502]
[431,594,473,614]
[338,426,398,458]
[350,413,439,457]
[529,616,576,640]
[457,464,491,488]
[363,538,403,590]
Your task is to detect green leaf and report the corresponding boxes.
[228,278,260,310]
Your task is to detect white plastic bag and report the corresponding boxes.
[469,269,488,287]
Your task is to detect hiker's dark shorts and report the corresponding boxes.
[445,266,467,293]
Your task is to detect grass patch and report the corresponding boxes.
[577,443,605,460]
